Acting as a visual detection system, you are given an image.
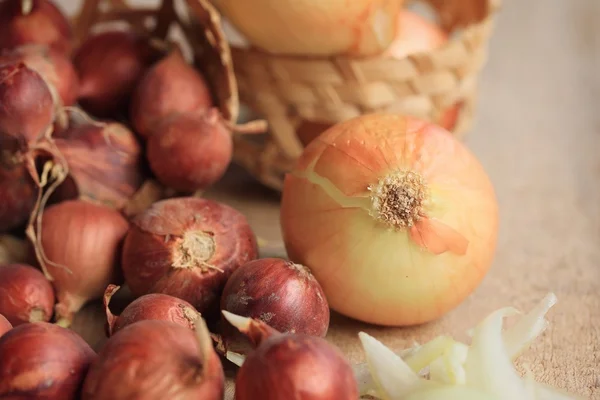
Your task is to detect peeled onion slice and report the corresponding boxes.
[463,307,531,399]
[358,332,423,399]
[504,293,557,359]
[356,293,582,400]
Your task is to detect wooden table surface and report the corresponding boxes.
[59,0,598,398]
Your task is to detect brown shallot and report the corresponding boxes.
[0,315,11,337]
[74,30,164,118]
[51,112,144,210]
[0,263,55,326]
[34,199,129,327]
[130,47,213,138]
[224,311,358,400]
[82,318,224,400]
[0,322,96,399]
[121,197,258,314]
[221,257,329,350]
[0,0,73,55]
[104,284,201,336]
[146,109,232,193]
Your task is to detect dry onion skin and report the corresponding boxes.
[281,113,499,326]
[121,197,259,313]
[355,293,583,400]
[212,0,403,56]
[81,318,224,400]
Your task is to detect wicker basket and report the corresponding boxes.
[229,0,502,191]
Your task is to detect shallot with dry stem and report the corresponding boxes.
[220,257,329,353]
[0,263,55,325]
[51,110,145,210]
[82,318,224,400]
[33,199,130,327]
[223,311,358,400]
[103,284,201,336]
[121,197,258,314]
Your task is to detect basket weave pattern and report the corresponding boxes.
[230,0,501,191]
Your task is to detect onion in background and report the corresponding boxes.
[211,0,403,56]
[74,30,164,118]
[0,0,73,55]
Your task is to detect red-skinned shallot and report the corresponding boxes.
[51,112,145,210]
[146,109,232,193]
[130,47,213,138]
[0,159,37,233]
[121,197,258,314]
[82,318,224,400]
[0,62,54,144]
[221,257,329,345]
[0,263,55,326]
[224,311,358,400]
[74,30,164,118]
[0,322,96,399]
[0,315,11,337]
[34,199,130,327]
[0,0,73,55]
[103,284,201,336]
[0,44,79,107]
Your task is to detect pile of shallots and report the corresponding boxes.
[0,0,356,398]
[0,0,255,328]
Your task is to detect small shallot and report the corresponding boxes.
[0,0,73,55]
[121,197,258,313]
[0,263,55,326]
[82,318,224,400]
[0,62,54,144]
[223,311,358,400]
[0,160,37,233]
[130,47,213,138]
[74,30,164,117]
[34,199,130,327]
[221,257,329,347]
[0,44,79,108]
[52,114,145,210]
[146,109,232,193]
[0,322,96,399]
[104,284,201,336]
[0,315,11,337]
